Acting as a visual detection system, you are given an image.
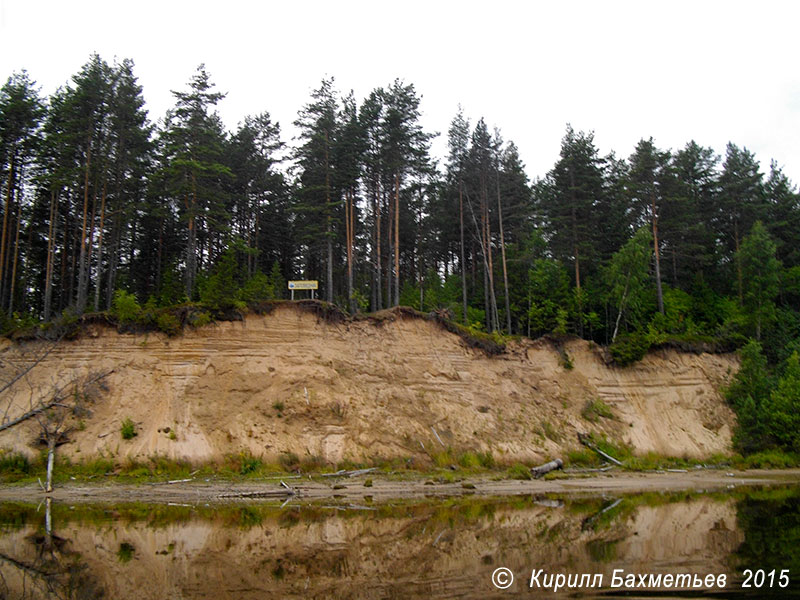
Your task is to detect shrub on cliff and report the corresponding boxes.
[111,290,142,325]
[609,332,650,366]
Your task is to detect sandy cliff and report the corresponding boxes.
[0,304,738,464]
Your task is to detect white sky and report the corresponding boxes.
[2,0,799,184]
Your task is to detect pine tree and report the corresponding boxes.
[628,137,671,314]
[665,141,719,288]
[543,125,606,335]
[294,78,339,302]
[161,64,231,299]
[444,107,470,323]
[381,80,433,307]
[764,160,800,267]
[718,143,765,302]
[0,70,44,316]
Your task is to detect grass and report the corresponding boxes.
[0,442,793,487]
[732,449,800,469]
[581,399,615,422]
[120,418,137,440]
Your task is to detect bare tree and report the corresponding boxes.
[0,338,111,493]
[32,372,110,493]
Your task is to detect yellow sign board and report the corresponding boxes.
[288,280,318,290]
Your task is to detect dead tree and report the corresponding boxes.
[33,372,110,492]
[0,338,110,493]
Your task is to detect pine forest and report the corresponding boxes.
[2,55,800,456]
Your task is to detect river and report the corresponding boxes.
[0,486,798,598]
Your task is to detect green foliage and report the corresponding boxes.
[279,452,300,471]
[740,221,781,340]
[237,452,263,475]
[199,247,239,310]
[155,311,181,336]
[260,262,282,300]
[188,310,212,328]
[0,452,31,481]
[762,352,800,451]
[121,418,137,440]
[527,259,570,337]
[506,463,531,480]
[736,449,800,469]
[112,290,142,324]
[609,332,651,366]
[117,542,135,563]
[726,341,773,453]
[606,227,654,340]
[239,271,274,303]
[540,421,560,442]
[457,451,481,469]
[582,399,615,422]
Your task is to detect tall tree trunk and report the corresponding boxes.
[93,182,107,311]
[570,199,583,336]
[44,190,57,321]
[105,211,122,310]
[652,194,664,314]
[465,187,498,333]
[482,182,498,332]
[77,137,92,313]
[386,191,392,308]
[394,173,400,307]
[85,184,99,311]
[735,219,743,305]
[7,193,22,316]
[496,172,512,333]
[459,181,468,325]
[45,435,56,493]
[375,181,382,310]
[346,188,354,313]
[672,246,678,287]
[0,155,15,308]
[324,132,333,303]
[185,170,198,299]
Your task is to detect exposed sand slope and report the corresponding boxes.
[0,305,738,463]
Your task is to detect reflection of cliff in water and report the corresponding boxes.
[0,490,792,599]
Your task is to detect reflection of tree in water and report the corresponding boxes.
[735,488,800,596]
[0,501,104,599]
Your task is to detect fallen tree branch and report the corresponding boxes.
[578,433,623,466]
[321,467,377,478]
[0,370,113,434]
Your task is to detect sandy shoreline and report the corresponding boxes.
[1,468,798,504]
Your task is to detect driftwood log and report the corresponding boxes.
[577,432,623,466]
[530,458,563,479]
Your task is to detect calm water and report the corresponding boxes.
[0,486,798,599]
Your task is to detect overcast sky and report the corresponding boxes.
[1,0,799,184]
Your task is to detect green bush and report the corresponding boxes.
[609,332,651,366]
[155,311,181,336]
[121,418,137,440]
[238,452,262,475]
[582,399,615,422]
[112,290,142,325]
[188,310,212,328]
[506,463,531,480]
[238,271,274,303]
[457,451,481,469]
[477,451,495,469]
[0,452,31,479]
